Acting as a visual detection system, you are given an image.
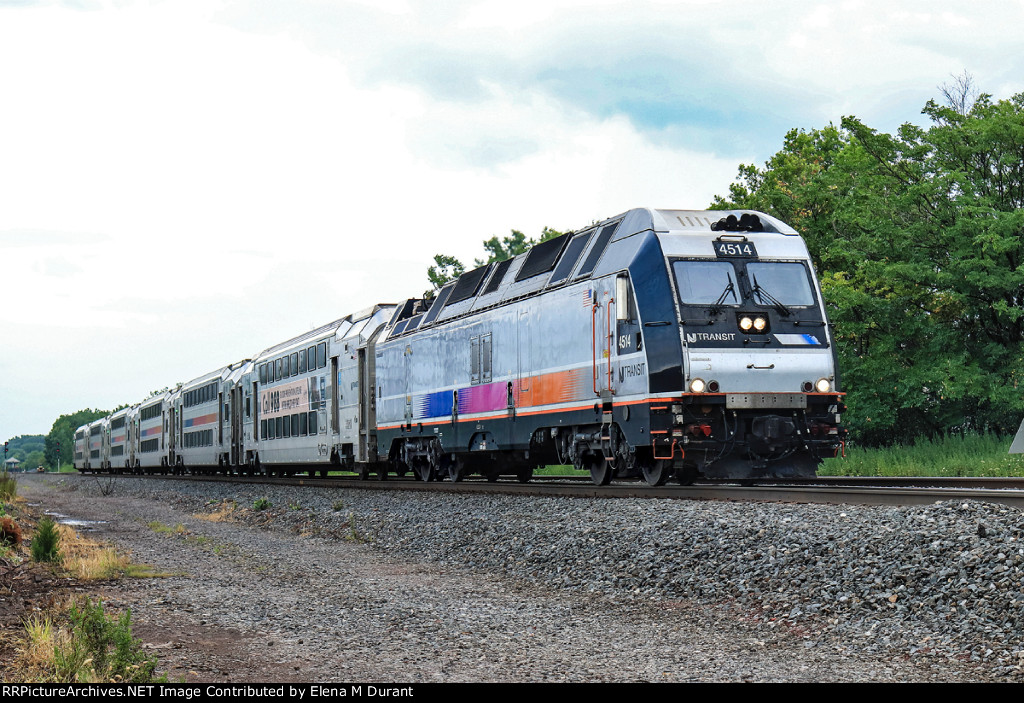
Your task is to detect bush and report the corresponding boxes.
[0,515,22,547]
[253,497,270,511]
[52,598,165,683]
[31,517,61,562]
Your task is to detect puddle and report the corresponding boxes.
[44,510,107,530]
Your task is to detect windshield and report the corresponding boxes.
[747,262,815,306]
[673,260,738,305]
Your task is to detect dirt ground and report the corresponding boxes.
[0,495,308,683]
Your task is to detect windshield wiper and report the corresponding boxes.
[708,273,736,314]
[751,274,791,317]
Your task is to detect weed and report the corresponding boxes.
[20,614,58,674]
[253,497,271,511]
[196,500,236,523]
[289,502,301,511]
[148,521,186,536]
[50,598,166,683]
[332,500,345,511]
[31,517,61,562]
[0,542,18,563]
[0,471,16,500]
[1,515,22,546]
[345,512,370,543]
[54,524,152,580]
[93,474,117,496]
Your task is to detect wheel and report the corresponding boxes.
[416,460,435,482]
[357,464,370,480]
[677,464,699,486]
[641,460,672,487]
[446,456,465,482]
[516,466,534,484]
[587,454,613,486]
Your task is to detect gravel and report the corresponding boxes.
[18,473,1024,682]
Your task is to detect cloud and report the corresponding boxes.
[213,0,1024,158]
[4,0,1024,438]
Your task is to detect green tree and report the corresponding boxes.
[714,88,1024,446]
[45,409,110,470]
[426,227,564,292]
[426,254,465,294]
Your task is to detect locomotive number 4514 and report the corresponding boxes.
[714,241,758,258]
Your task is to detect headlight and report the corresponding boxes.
[739,317,753,331]
[753,317,767,331]
[689,378,706,393]
[815,378,832,393]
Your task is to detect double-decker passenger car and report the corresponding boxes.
[174,361,250,474]
[107,406,133,472]
[244,305,395,477]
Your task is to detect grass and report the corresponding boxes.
[344,512,370,543]
[195,499,236,523]
[17,597,166,683]
[0,471,16,500]
[535,465,588,476]
[56,524,163,579]
[819,432,1024,477]
[147,521,186,536]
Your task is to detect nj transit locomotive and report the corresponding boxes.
[74,208,845,485]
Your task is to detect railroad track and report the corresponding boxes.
[79,472,1024,509]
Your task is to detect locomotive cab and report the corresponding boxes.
[639,211,845,480]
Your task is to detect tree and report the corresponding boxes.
[426,254,465,294]
[713,88,1024,446]
[45,409,110,469]
[426,227,564,292]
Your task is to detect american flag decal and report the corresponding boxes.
[583,289,593,307]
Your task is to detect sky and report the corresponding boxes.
[2,0,1023,441]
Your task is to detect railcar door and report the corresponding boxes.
[591,287,615,399]
[517,309,532,405]
[231,385,243,466]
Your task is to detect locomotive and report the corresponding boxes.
[74,208,845,485]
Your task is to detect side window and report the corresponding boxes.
[317,342,327,369]
[282,355,290,377]
[275,358,283,381]
[469,334,493,385]
[307,346,316,371]
[481,333,492,383]
[298,351,306,374]
[470,336,480,385]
